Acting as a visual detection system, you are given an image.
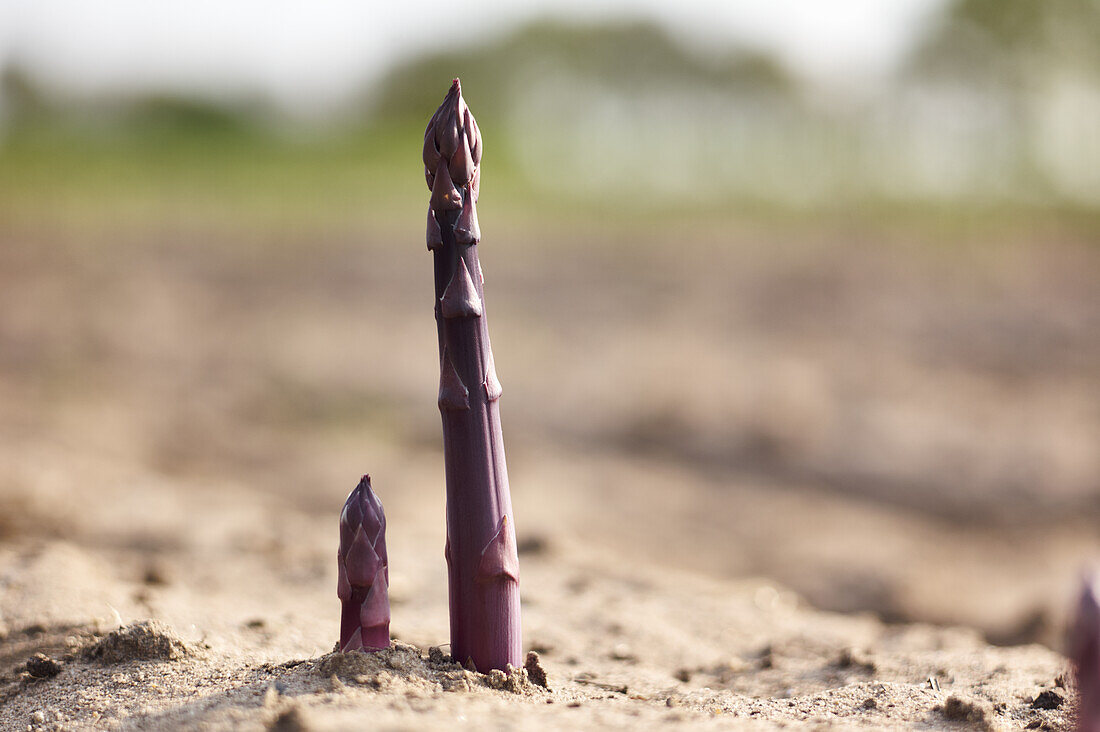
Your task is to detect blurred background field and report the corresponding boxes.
[1,0,1098,659]
[3,0,1100,226]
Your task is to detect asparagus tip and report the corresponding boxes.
[338,475,390,652]
[423,79,481,211]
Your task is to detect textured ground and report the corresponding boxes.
[0,526,1077,730]
[0,219,1096,728]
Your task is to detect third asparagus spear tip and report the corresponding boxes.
[337,475,390,652]
[424,78,521,673]
[1072,572,1100,732]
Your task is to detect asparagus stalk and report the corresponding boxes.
[1072,573,1100,732]
[337,475,390,652]
[424,79,521,673]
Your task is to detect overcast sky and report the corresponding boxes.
[0,0,946,108]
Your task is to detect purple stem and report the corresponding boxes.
[1073,573,1100,732]
[424,79,521,673]
[337,474,390,652]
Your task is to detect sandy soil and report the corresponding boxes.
[0,220,1096,728]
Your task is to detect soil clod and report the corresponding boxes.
[1030,690,1063,710]
[525,651,549,689]
[84,620,190,664]
[316,643,538,696]
[24,654,62,679]
[939,695,992,730]
[486,664,535,694]
[428,646,453,666]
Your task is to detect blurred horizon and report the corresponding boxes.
[2,0,1099,225]
[0,0,941,105]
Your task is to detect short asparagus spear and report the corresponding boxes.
[1072,573,1100,732]
[424,79,521,673]
[337,475,390,652]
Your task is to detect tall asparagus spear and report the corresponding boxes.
[337,475,390,652]
[424,79,521,673]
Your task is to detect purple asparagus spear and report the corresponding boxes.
[1072,573,1100,732]
[425,79,521,673]
[337,475,390,652]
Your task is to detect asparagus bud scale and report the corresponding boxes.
[424,79,521,673]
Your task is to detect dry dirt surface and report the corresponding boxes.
[0,537,1078,730]
[0,220,1097,729]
